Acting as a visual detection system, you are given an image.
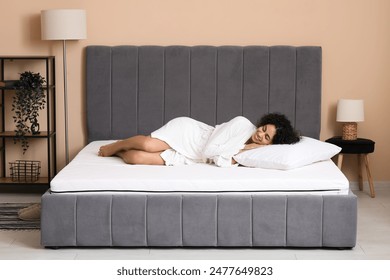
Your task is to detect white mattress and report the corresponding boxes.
[50,141,350,195]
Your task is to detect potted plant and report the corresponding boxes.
[12,71,46,153]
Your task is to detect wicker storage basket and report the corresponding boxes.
[9,160,41,182]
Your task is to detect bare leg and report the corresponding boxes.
[98,135,170,157]
[117,150,165,165]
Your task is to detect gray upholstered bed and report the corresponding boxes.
[41,45,357,248]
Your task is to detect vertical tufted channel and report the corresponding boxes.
[216,46,244,123]
[76,195,113,246]
[295,47,322,138]
[190,46,218,125]
[286,196,324,247]
[40,192,78,247]
[86,46,112,141]
[164,46,191,122]
[111,46,138,139]
[268,46,297,126]
[146,195,183,246]
[252,196,287,246]
[182,195,218,246]
[242,46,270,122]
[138,46,165,135]
[217,195,253,246]
[322,195,357,247]
[111,195,147,246]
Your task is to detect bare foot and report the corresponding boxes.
[98,141,123,157]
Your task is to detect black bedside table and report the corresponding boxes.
[326,137,375,198]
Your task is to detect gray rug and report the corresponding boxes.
[0,203,40,230]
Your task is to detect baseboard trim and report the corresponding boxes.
[349,181,390,191]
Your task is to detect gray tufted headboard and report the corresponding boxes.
[86,45,321,142]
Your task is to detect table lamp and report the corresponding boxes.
[336,99,364,140]
[41,9,87,164]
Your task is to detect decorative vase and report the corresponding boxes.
[31,119,40,135]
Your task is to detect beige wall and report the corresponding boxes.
[1,0,389,182]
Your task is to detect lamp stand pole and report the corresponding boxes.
[62,40,70,164]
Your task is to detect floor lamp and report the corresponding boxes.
[41,9,87,164]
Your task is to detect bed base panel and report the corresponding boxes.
[41,191,357,248]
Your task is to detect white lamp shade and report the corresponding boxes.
[336,99,365,122]
[41,9,87,40]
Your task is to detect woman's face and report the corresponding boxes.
[251,124,277,145]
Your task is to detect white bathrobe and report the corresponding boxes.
[151,116,256,167]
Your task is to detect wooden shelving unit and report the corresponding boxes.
[0,56,57,193]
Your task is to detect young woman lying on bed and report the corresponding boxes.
[98,113,300,167]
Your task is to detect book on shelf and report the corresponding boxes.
[0,80,18,88]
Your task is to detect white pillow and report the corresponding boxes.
[233,136,341,170]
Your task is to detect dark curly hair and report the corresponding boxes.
[256,113,300,144]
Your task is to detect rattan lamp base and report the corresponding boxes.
[342,122,358,140]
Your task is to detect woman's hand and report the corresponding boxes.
[242,143,266,151]
[232,143,267,165]
[234,143,266,158]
